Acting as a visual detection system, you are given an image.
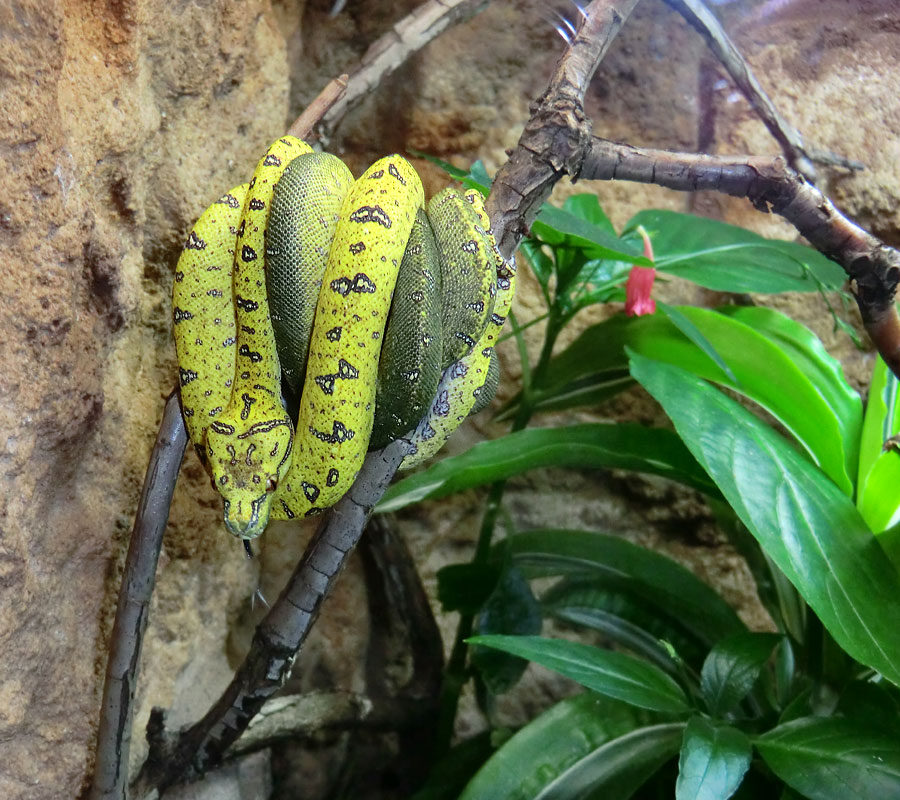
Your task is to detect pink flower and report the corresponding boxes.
[625,226,656,317]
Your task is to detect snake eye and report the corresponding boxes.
[266,477,278,493]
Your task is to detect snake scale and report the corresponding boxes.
[173,135,516,541]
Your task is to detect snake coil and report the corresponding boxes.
[172,136,516,540]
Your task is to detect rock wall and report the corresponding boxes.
[0,0,897,797]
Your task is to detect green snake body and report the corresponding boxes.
[173,136,513,539]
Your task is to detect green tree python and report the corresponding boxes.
[172,135,516,541]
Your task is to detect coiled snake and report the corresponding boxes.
[172,135,516,540]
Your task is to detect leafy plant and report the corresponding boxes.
[382,184,900,799]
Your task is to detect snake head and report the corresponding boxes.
[205,415,293,540]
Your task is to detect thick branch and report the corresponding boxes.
[488,0,641,259]
[88,391,187,800]
[581,140,900,374]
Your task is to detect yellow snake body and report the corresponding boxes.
[272,155,423,518]
[174,136,512,540]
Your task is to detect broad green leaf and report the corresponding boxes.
[522,309,854,493]
[630,354,900,687]
[659,301,738,383]
[717,305,862,474]
[837,680,900,737]
[534,204,649,263]
[467,635,691,713]
[378,424,720,513]
[563,193,617,235]
[541,579,705,674]
[458,693,661,800]
[857,356,900,532]
[533,723,684,799]
[624,210,846,292]
[503,529,745,648]
[700,632,782,716]
[472,567,543,695]
[676,716,751,800]
[755,716,900,800]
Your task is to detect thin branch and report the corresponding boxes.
[287,74,349,139]
[316,0,491,140]
[664,0,862,179]
[88,390,187,800]
[580,139,900,376]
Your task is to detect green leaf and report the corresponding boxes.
[630,353,900,687]
[437,563,501,613]
[534,204,649,263]
[755,716,900,800]
[659,301,738,384]
[717,305,861,473]
[676,716,752,800]
[378,424,720,513]
[503,529,745,648]
[857,356,900,532]
[563,193,617,234]
[467,635,691,713]
[458,693,665,800]
[532,723,684,799]
[523,309,854,493]
[700,632,782,716]
[472,567,543,695]
[624,210,846,293]
[541,579,706,674]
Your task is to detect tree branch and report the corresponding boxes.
[580,139,900,375]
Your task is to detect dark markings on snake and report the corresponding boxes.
[263,154,281,167]
[326,468,339,487]
[498,276,511,291]
[369,169,385,179]
[482,347,493,358]
[337,359,359,379]
[174,271,184,282]
[351,273,376,293]
[467,300,484,312]
[196,338,203,346]
[241,325,256,334]
[421,422,436,441]
[245,443,256,466]
[422,333,433,347]
[454,332,476,348]
[218,193,241,209]
[179,367,198,386]
[237,219,245,238]
[434,391,451,417]
[248,177,256,190]
[241,244,257,263]
[222,337,236,347]
[238,345,263,363]
[473,386,482,397]
[240,392,256,421]
[301,482,320,503]
[388,163,406,184]
[309,420,355,444]
[490,313,504,325]
[269,441,279,457]
[280,500,295,519]
[330,276,352,296]
[371,331,380,340]
[185,231,206,251]
[249,198,265,211]
[410,290,424,303]
[240,371,250,380]
[219,475,228,486]
[326,326,342,342]
[239,418,290,438]
[208,406,222,416]
[305,507,324,517]
[348,205,391,228]
[235,296,259,312]
[252,475,260,484]
[349,241,366,255]
[206,288,223,298]
[315,374,336,395]
[461,239,478,254]
[451,362,468,378]
[408,244,422,256]
[210,420,235,435]
[402,369,419,382]
[204,389,212,397]
[173,307,193,323]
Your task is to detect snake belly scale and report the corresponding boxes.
[173,136,513,540]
